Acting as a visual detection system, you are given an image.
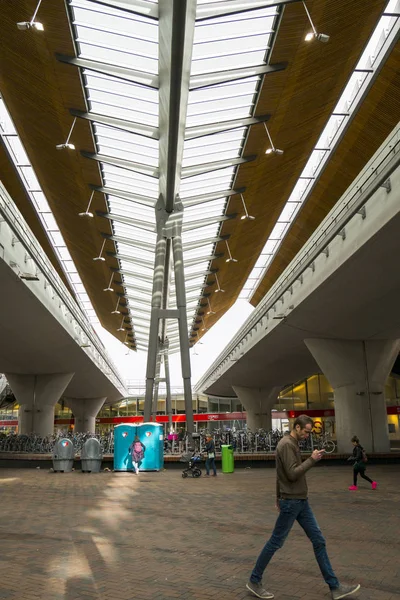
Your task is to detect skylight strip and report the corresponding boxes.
[242,1,400,301]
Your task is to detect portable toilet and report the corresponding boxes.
[113,423,137,471]
[137,423,164,471]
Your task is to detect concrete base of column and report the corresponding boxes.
[232,386,281,431]
[65,397,106,433]
[305,339,400,453]
[5,373,74,436]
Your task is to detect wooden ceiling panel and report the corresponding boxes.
[251,40,400,306]
[0,0,134,345]
[196,0,388,337]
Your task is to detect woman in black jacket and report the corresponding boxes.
[348,436,377,490]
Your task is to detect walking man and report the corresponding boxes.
[246,415,360,600]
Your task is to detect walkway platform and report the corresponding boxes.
[1,450,400,469]
[0,464,399,600]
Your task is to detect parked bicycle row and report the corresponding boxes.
[0,431,114,454]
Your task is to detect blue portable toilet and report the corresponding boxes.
[137,423,164,471]
[114,423,137,471]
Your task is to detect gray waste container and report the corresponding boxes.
[81,438,103,473]
[52,438,74,472]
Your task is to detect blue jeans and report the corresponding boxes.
[250,499,339,590]
[206,457,216,475]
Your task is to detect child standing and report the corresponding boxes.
[129,435,145,474]
[348,436,377,491]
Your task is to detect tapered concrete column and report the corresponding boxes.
[5,373,74,436]
[232,386,281,431]
[305,339,400,453]
[65,397,106,433]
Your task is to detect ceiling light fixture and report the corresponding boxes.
[56,117,77,150]
[303,1,330,43]
[206,297,215,315]
[17,0,44,31]
[19,272,39,281]
[103,272,114,292]
[79,190,95,218]
[240,194,255,221]
[93,239,106,262]
[111,297,121,315]
[214,273,225,293]
[117,317,125,332]
[201,317,208,332]
[225,239,238,263]
[264,122,284,155]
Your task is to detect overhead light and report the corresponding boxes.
[264,123,284,155]
[20,272,39,281]
[111,298,121,315]
[17,0,44,31]
[93,239,106,262]
[80,343,91,348]
[117,316,125,332]
[79,191,94,217]
[56,143,75,151]
[17,21,44,31]
[225,239,238,263]
[206,297,215,316]
[240,194,255,221]
[214,273,225,293]
[56,117,77,151]
[273,314,286,320]
[302,2,330,43]
[103,272,114,292]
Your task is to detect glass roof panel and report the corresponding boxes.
[84,71,158,103]
[190,49,268,75]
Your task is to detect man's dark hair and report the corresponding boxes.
[351,435,359,444]
[293,414,314,429]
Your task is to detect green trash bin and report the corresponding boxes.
[221,444,234,473]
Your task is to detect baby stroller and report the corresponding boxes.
[180,451,202,478]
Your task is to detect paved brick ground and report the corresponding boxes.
[0,464,399,600]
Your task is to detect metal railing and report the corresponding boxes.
[195,122,400,392]
[0,182,127,394]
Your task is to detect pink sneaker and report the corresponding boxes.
[371,481,377,490]
[348,485,358,491]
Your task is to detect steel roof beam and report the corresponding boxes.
[189,62,287,90]
[88,0,159,19]
[70,109,159,140]
[181,155,256,179]
[114,268,154,284]
[56,54,159,88]
[159,1,196,213]
[196,0,299,21]
[182,213,237,232]
[182,187,245,207]
[82,151,159,178]
[102,233,154,253]
[184,235,229,252]
[106,252,154,270]
[185,253,223,267]
[91,185,156,208]
[185,113,270,140]
[96,211,155,233]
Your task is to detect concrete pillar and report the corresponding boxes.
[65,397,106,433]
[305,339,400,454]
[5,373,74,436]
[232,386,281,431]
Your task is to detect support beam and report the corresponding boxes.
[56,54,159,88]
[196,0,299,21]
[181,156,256,178]
[189,63,287,90]
[71,109,159,140]
[81,151,159,178]
[96,211,155,232]
[65,397,106,433]
[91,185,156,208]
[185,114,270,140]
[88,0,158,19]
[182,187,245,207]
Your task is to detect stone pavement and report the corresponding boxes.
[0,464,399,600]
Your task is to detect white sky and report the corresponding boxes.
[95,298,254,387]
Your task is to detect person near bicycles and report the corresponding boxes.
[128,435,145,475]
[347,436,377,491]
[246,414,360,600]
[204,435,217,477]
